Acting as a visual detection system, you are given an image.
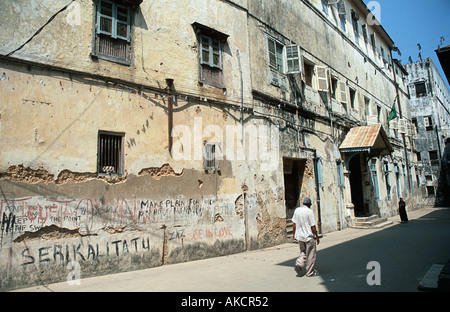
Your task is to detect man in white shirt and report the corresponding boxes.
[292,197,320,277]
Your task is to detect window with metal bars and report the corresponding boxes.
[98,131,124,176]
[204,142,218,171]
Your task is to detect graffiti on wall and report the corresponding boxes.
[0,194,241,246]
[20,236,152,265]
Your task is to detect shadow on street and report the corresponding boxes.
[277,207,450,291]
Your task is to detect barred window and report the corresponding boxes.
[98,131,124,176]
[203,142,220,172]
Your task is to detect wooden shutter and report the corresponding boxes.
[390,118,399,129]
[286,45,301,73]
[98,0,131,42]
[268,67,280,87]
[200,35,210,66]
[316,66,329,91]
[97,0,114,36]
[339,81,348,103]
[212,38,222,69]
[116,4,131,41]
[268,38,277,69]
[398,118,406,134]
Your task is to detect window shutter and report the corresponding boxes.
[200,35,210,66]
[268,67,280,87]
[316,66,329,91]
[97,0,114,36]
[406,121,412,136]
[116,4,131,42]
[97,0,131,42]
[390,118,399,129]
[398,118,406,134]
[370,33,376,50]
[339,81,348,103]
[286,45,301,74]
[268,38,277,69]
[200,35,223,69]
[337,0,346,15]
[212,38,222,69]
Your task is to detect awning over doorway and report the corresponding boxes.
[339,124,393,156]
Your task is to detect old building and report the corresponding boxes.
[404,57,450,205]
[0,0,422,290]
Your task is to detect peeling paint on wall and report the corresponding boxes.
[138,163,183,180]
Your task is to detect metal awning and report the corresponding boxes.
[339,124,393,156]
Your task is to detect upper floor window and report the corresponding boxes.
[286,45,301,73]
[337,0,347,30]
[268,38,285,73]
[370,33,376,52]
[415,82,427,97]
[94,0,134,65]
[201,35,222,69]
[362,25,368,43]
[193,22,228,89]
[266,36,300,90]
[351,10,360,43]
[424,116,433,131]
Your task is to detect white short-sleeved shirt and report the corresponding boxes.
[292,205,316,242]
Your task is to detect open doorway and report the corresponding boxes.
[349,154,365,216]
[283,158,306,220]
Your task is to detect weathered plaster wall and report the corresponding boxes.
[0,0,426,290]
[0,0,253,115]
[0,58,287,290]
[405,58,450,204]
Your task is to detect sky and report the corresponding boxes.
[363,0,450,89]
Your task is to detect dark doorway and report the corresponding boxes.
[349,154,365,216]
[283,158,306,220]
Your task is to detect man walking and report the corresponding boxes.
[292,197,320,277]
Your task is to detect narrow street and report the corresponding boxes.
[14,205,450,293]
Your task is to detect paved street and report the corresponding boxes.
[13,205,450,293]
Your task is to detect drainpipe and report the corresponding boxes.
[313,150,323,234]
[166,78,174,157]
[237,49,244,147]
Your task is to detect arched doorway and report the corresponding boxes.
[349,154,365,216]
